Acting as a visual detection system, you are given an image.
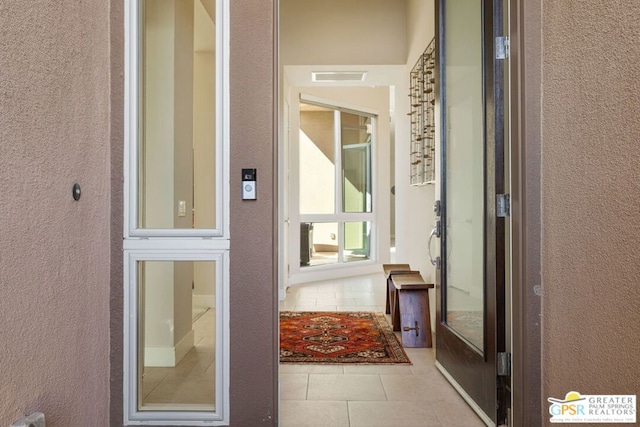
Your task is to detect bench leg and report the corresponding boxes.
[385,277,390,314]
[398,289,432,348]
[387,278,400,331]
[387,282,400,332]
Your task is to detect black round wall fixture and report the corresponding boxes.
[72,183,81,201]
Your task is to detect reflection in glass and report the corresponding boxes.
[443,0,485,350]
[300,222,339,267]
[138,260,216,410]
[343,222,370,262]
[299,103,336,215]
[139,0,216,229]
[341,112,372,213]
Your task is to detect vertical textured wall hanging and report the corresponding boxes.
[409,39,436,185]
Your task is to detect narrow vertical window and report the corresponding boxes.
[138,0,217,231]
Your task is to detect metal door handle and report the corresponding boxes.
[428,226,438,266]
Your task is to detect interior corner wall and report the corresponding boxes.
[540,0,640,421]
[229,0,278,425]
[0,1,112,424]
[395,0,436,324]
[280,0,407,66]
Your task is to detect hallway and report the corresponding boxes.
[279,274,484,426]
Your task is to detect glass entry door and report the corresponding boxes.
[434,0,508,424]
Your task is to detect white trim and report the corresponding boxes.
[144,329,195,367]
[124,251,229,425]
[124,0,229,240]
[300,93,379,117]
[289,262,381,285]
[290,96,378,277]
[435,361,495,427]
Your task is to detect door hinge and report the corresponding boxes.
[498,352,511,376]
[497,194,510,217]
[496,36,510,60]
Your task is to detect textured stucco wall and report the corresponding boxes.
[229,0,278,425]
[541,0,640,422]
[0,1,112,425]
[520,0,542,424]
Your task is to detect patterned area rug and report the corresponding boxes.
[280,311,411,364]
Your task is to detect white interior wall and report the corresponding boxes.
[192,2,216,305]
[143,0,208,366]
[396,0,437,327]
[280,0,407,66]
[143,1,178,367]
[397,0,436,280]
[172,0,195,356]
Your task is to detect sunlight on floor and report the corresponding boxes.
[279,273,485,426]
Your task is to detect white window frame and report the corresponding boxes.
[124,0,230,239]
[123,0,230,424]
[123,251,229,425]
[291,94,378,277]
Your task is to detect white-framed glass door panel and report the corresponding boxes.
[124,251,228,424]
[126,0,227,238]
[123,0,230,424]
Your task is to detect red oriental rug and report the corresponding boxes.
[279,311,411,364]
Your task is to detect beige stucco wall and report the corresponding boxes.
[229,0,278,425]
[0,1,111,425]
[540,0,640,422]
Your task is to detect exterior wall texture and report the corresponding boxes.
[540,0,640,423]
[0,1,112,425]
[229,0,278,425]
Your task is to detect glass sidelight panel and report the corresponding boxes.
[343,221,371,262]
[137,260,216,411]
[139,0,216,229]
[299,103,336,215]
[443,0,485,350]
[341,112,372,214]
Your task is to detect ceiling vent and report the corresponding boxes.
[311,71,368,82]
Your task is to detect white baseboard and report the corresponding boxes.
[145,329,195,367]
[193,294,215,308]
[174,329,195,364]
[289,262,381,285]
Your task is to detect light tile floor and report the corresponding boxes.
[279,273,485,427]
[141,308,215,408]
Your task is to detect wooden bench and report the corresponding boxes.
[391,273,435,348]
[382,264,414,331]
